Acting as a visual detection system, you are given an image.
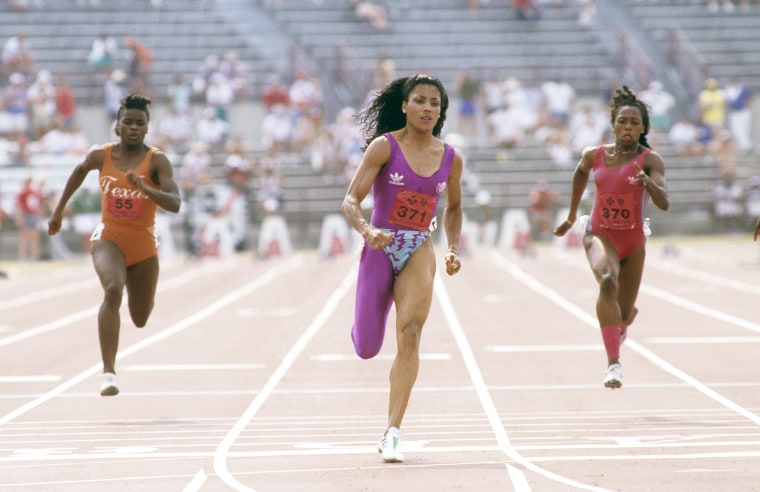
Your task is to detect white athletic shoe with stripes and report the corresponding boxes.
[378,426,403,463]
[604,363,623,389]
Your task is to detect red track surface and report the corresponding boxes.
[1,235,759,491]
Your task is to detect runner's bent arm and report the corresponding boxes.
[640,152,669,211]
[48,146,104,235]
[554,145,593,236]
[127,151,181,213]
[342,136,394,249]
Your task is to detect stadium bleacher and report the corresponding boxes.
[0,0,757,260]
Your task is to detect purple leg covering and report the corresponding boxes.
[352,244,395,359]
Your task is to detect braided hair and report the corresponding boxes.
[116,92,152,122]
[609,85,651,148]
[357,73,449,150]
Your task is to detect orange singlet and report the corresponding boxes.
[90,143,160,266]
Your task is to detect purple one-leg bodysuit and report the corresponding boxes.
[351,133,456,359]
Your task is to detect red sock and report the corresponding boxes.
[601,326,621,361]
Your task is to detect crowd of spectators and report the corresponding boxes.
[447,67,757,235]
[1,0,759,261]
[452,70,754,171]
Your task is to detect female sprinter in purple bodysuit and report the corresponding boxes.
[342,74,464,462]
[554,86,668,389]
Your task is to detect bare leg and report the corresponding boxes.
[91,240,127,374]
[616,248,644,323]
[584,233,646,366]
[616,246,645,343]
[387,239,435,431]
[125,255,159,328]
[583,233,623,357]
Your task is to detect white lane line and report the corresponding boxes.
[641,284,760,334]
[121,364,265,371]
[646,336,760,344]
[435,274,611,492]
[648,259,760,295]
[0,308,99,348]
[5,380,760,401]
[235,307,299,317]
[212,266,356,492]
[309,353,451,361]
[4,444,760,464]
[182,469,207,492]
[0,376,61,383]
[523,450,760,463]
[485,344,601,353]
[489,251,760,429]
[0,256,303,428]
[559,247,760,333]
[507,463,533,492]
[0,259,239,348]
[0,280,97,311]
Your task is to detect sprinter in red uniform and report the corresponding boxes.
[555,86,669,389]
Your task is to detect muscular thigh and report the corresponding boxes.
[583,232,620,282]
[617,244,645,310]
[393,239,436,327]
[125,255,159,305]
[91,240,127,289]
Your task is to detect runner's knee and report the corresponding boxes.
[353,332,383,359]
[397,321,422,354]
[129,301,154,328]
[598,272,619,299]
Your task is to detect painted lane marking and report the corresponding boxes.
[0,258,241,348]
[4,446,760,463]
[235,307,299,317]
[0,376,61,383]
[489,251,760,430]
[641,284,760,334]
[212,267,356,492]
[309,353,451,362]
[182,469,207,492]
[435,274,610,492]
[0,280,97,311]
[485,344,601,353]
[4,379,760,401]
[121,364,265,371]
[0,256,304,428]
[645,336,760,344]
[649,258,760,295]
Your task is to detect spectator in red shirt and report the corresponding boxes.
[513,0,541,20]
[261,76,290,112]
[55,74,77,130]
[15,177,42,261]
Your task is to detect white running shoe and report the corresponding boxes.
[100,372,119,397]
[378,426,404,463]
[603,363,623,389]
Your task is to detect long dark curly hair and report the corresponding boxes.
[609,85,651,148]
[357,73,449,150]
